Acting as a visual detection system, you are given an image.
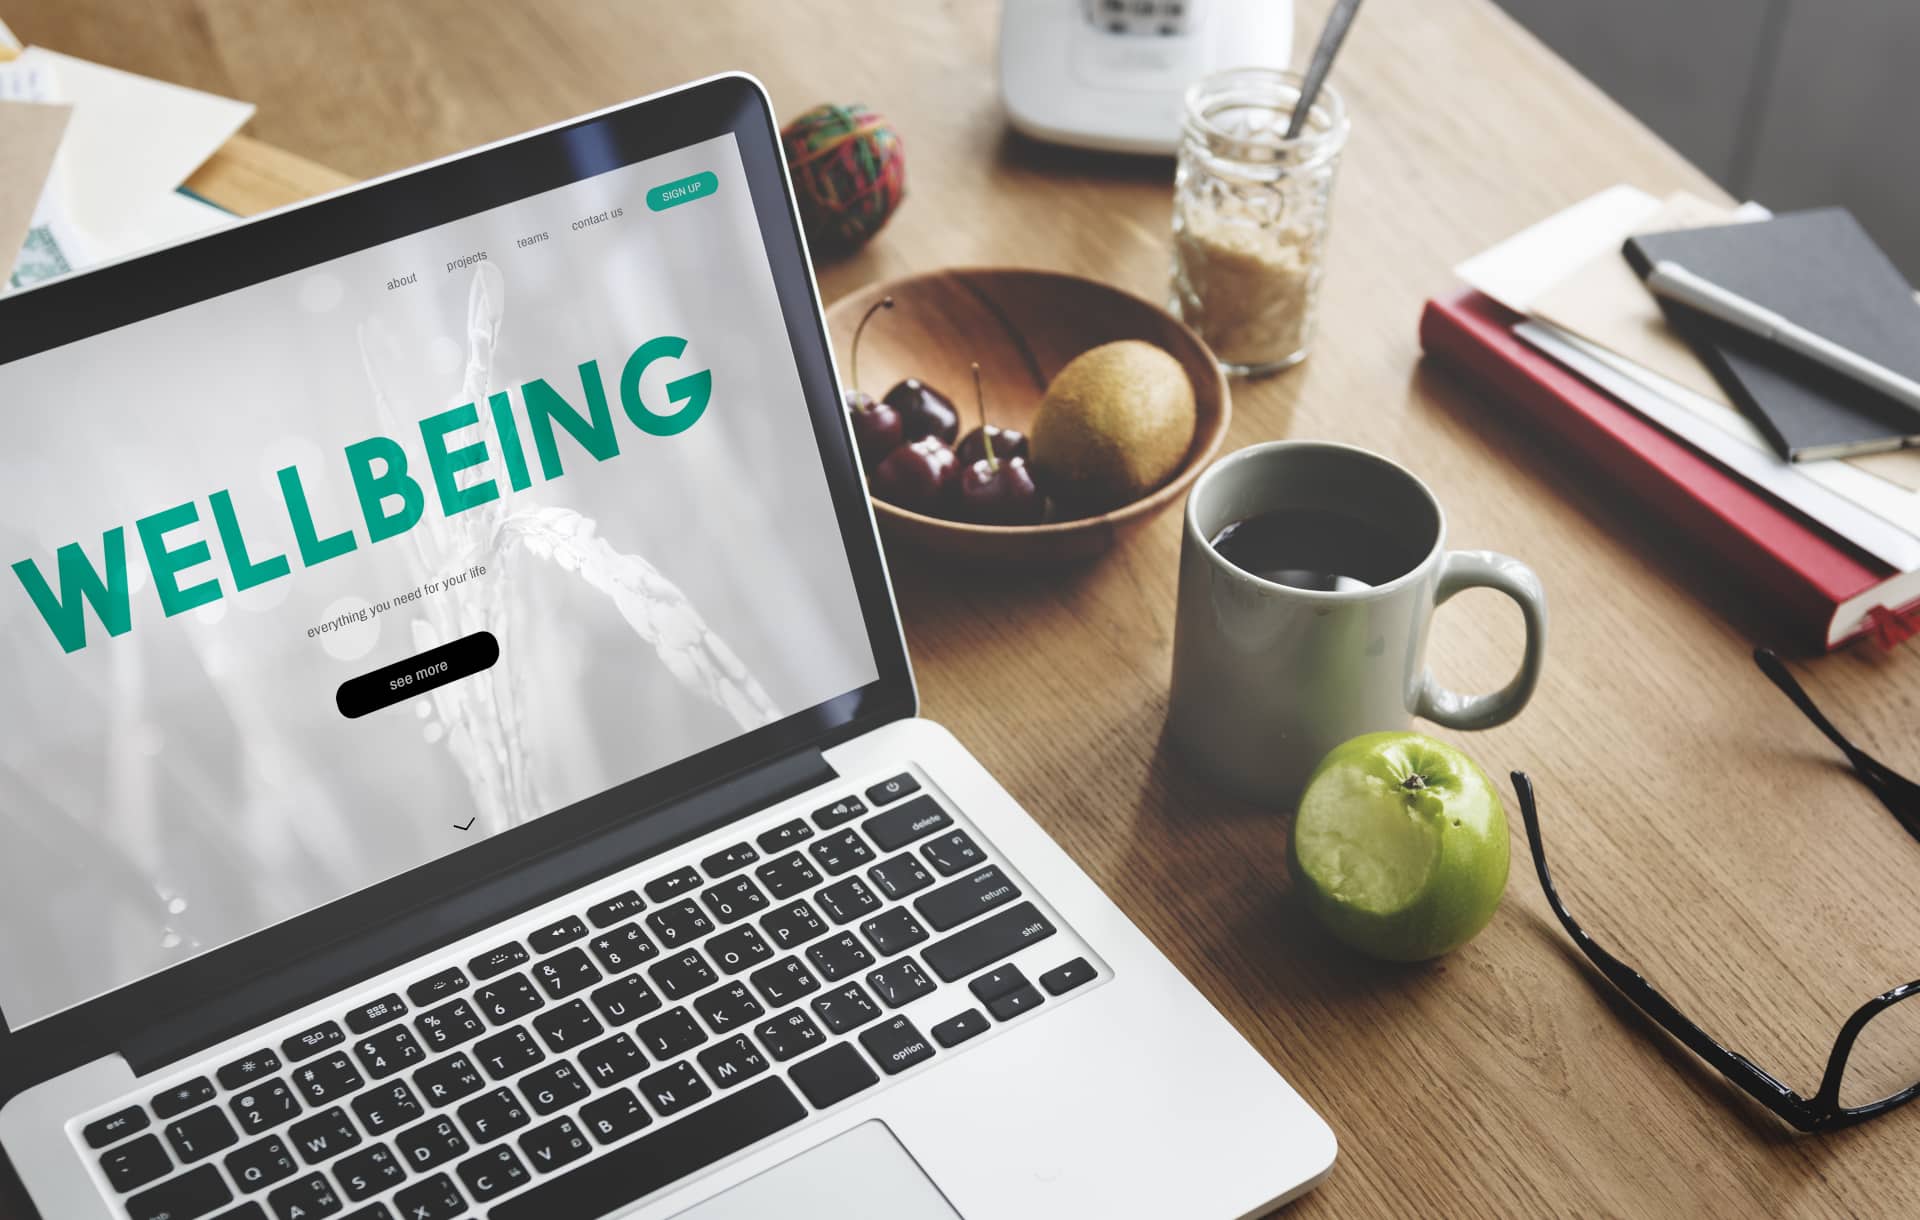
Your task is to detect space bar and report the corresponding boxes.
[490,1077,806,1220]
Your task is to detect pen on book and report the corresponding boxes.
[1644,258,1920,420]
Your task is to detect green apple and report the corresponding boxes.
[1290,730,1509,961]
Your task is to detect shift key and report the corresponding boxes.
[921,902,1056,982]
[914,865,1020,932]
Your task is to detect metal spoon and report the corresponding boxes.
[1285,0,1364,140]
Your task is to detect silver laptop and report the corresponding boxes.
[0,73,1334,1220]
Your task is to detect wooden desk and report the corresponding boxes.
[13,2,1919,1215]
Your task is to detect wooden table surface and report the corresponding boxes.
[13,2,1920,1216]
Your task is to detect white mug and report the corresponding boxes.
[1167,441,1548,805]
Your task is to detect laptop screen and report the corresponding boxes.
[0,128,880,1028]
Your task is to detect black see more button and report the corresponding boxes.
[336,631,499,718]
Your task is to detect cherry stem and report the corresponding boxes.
[971,362,997,469]
[850,295,894,399]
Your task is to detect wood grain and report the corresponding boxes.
[10,2,1920,1216]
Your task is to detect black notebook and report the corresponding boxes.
[1624,207,1920,462]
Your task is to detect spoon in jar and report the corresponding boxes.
[1285,0,1364,140]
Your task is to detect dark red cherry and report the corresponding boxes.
[960,454,1044,524]
[955,423,1028,467]
[883,378,960,445]
[845,389,904,470]
[870,436,958,514]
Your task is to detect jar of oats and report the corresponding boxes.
[1172,68,1349,376]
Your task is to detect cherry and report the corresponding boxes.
[870,435,958,514]
[957,363,1045,525]
[883,377,960,445]
[956,422,1028,467]
[843,296,902,469]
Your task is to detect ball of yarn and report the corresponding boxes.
[781,103,906,250]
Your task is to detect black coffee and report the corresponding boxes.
[1209,506,1426,592]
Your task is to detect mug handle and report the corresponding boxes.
[1413,550,1548,731]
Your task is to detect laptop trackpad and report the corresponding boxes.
[670,1120,961,1219]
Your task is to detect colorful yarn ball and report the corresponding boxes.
[781,103,906,250]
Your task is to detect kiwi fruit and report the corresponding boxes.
[1030,340,1196,512]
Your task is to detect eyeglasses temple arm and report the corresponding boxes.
[1753,649,1920,837]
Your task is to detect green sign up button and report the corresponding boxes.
[646,172,718,212]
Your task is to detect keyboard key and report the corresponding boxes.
[787,1043,878,1110]
[696,1034,768,1089]
[475,1026,545,1080]
[532,947,601,1001]
[288,1107,359,1165]
[155,1076,217,1118]
[528,915,587,954]
[989,983,1045,1021]
[864,794,950,852]
[922,902,1057,982]
[808,829,874,875]
[636,1060,710,1117]
[865,773,920,807]
[589,973,662,1025]
[922,830,985,876]
[515,1116,591,1175]
[100,1133,170,1191]
[414,999,486,1053]
[701,842,760,877]
[84,1104,150,1149]
[488,1078,804,1220]
[748,957,821,1008]
[406,967,468,1008]
[334,1143,406,1201]
[967,964,1028,1003]
[648,948,717,1000]
[860,906,930,955]
[867,958,936,1009]
[810,982,881,1035]
[291,1052,363,1106]
[759,899,827,951]
[754,852,822,901]
[456,1088,530,1144]
[128,1165,231,1220]
[644,866,702,902]
[868,853,934,901]
[810,795,865,830]
[645,899,714,948]
[931,1009,989,1048]
[700,874,769,924]
[586,921,657,973]
[579,1088,651,1146]
[282,1022,346,1065]
[859,1015,936,1075]
[756,818,813,853]
[217,1051,284,1093]
[519,1061,590,1115]
[396,1114,470,1172]
[214,1202,270,1220]
[340,1207,390,1220]
[577,1032,648,1088]
[392,1172,464,1220]
[815,876,881,925]
[1040,957,1098,995]
[470,941,529,980]
[805,931,874,982]
[353,1024,426,1079]
[634,1007,708,1061]
[350,1081,422,1136]
[692,980,764,1034]
[167,1106,239,1163]
[458,1142,531,1201]
[474,974,543,1025]
[531,999,602,1053]
[706,924,774,974]
[344,995,407,1035]
[412,1052,485,1109]
[231,1079,301,1135]
[225,1134,298,1193]
[587,890,645,928]
[915,864,1021,933]
[265,1172,339,1220]
[752,1009,824,1062]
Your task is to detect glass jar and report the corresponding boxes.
[1171,67,1350,376]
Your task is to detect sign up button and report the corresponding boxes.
[647,172,718,212]
[336,631,499,719]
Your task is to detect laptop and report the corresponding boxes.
[0,73,1335,1220]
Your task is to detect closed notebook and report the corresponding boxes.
[1624,208,1920,462]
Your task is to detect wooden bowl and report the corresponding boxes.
[827,268,1231,563]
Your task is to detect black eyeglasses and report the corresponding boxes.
[1514,648,1920,1132]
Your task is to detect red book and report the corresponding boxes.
[1419,289,1920,652]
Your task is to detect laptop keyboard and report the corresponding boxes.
[75,769,1104,1220]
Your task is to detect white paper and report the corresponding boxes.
[1455,186,1662,315]
[0,17,19,53]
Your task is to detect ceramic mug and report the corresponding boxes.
[1167,441,1547,805]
